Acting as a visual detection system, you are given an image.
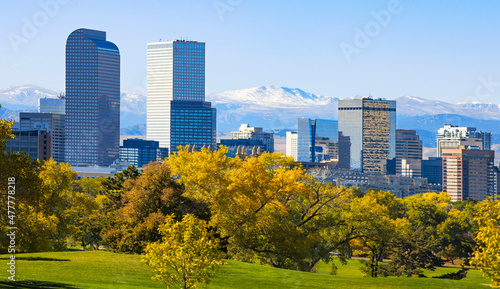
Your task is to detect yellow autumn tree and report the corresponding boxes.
[470,199,500,287]
[143,214,224,289]
[168,146,358,271]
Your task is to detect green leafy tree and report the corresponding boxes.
[470,199,500,286]
[103,161,208,253]
[143,214,224,289]
[388,225,444,277]
[437,206,476,264]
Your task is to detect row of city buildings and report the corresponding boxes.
[283,98,496,201]
[7,28,215,172]
[4,28,498,201]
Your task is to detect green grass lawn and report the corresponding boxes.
[0,250,492,288]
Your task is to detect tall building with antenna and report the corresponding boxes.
[146,40,216,153]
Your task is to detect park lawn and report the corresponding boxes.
[0,250,493,289]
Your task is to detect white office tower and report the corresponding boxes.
[286,131,298,161]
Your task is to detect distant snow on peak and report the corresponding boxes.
[207,86,339,132]
[4,84,500,133]
[0,85,60,108]
[396,95,500,120]
[120,91,146,114]
[207,85,338,109]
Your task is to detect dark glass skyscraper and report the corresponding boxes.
[147,40,216,153]
[65,28,120,166]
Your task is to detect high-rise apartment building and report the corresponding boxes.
[396,129,422,177]
[338,98,396,173]
[442,147,494,201]
[65,28,120,166]
[297,118,338,162]
[437,124,491,157]
[147,40,216,153]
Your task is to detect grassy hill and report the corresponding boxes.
[0,250,492,288]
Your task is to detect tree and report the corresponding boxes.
[37,159,78,250]
[388,225,444,277]
[437,206,476,264]
[74,177,105,197]
[143,214,224,289]
[103,161,209,253]
[0,108,14,151]
[470,199,500,287]
[353,193,402,277]
[168,146,359,271]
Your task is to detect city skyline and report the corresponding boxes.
[147,39,216,153]
[2,1,500,105]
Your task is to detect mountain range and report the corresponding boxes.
[2,85,500,148]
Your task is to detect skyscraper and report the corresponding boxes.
[286,131,298,161]
[147,40,216,153]
[442,147,494,201]
[297,118,338,162]
[396,129,422,177]
[436,124,491,157]
[65,28,120,166]
[338,98,396,173]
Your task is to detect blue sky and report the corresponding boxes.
[2,0,500,104]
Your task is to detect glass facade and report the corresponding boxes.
[338,98,396,173]
[6,129,51,161]
[297,118,338,162]
[65,28,120,166]
[147,40,216,153]
[422,157,442,191]
[119,138,169,168]
[170,101,216,151]
[39,98,65,114]
[19,112,65,163]
[396,129,422,177]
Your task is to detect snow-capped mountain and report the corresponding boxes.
[207,86,339,131]
[208,86,337,108]
[0,85,60,110]
[2,85,500,138]
[0,86,147,126]
[396,95,500,120]
[120,91,146,114]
